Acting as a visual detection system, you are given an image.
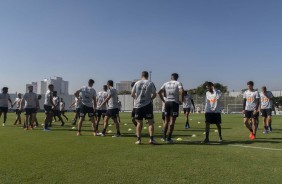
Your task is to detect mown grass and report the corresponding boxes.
[0,112,282,184]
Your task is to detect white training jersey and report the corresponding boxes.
[44,90,53,106]
[60,101,65,111]
[0,93,11,107]
[205,89,222,113]
[97,91,108,110]
[132,79,156,108]
[260,91,274,109]
[243,90,260,111]
[14,97,22,109]
[183,94,193,109]
[79,86,97,107]
[107,87,118,109]
[23,92,37,108]
[53,96,60,110]
[160,81,183,104]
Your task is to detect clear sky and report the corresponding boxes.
[1,0,282,93]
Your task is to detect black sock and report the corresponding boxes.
[205,132,209,140]
[102,129,106,134]
[117,131,120,135]
[150,136,154,140]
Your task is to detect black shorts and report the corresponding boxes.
[16,109,22,115]
[244,110,259,119]
[0,107,8,113]
[135,103,154,120]
[165,101,179,117]
[96,110,107,118]
[24,108,37,115]
[131,108,136,118]
[106,108,119,119]
[53,110,61,116]
[261,109,272,118]
[183,108,191,114]
[44,105,53,114]
[75,108,80,114]
[205,113,222,124]
[80,105,95,118]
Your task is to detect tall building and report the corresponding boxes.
[26,77,69,95]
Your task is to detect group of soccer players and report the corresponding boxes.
[0,71,275,144]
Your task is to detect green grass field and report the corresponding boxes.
[0,112,282,184]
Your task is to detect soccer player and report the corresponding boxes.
[0,87,13,126]
[74,79,97,136]
[183,90,195,129]
[96,85,108,132]
[158,73,184,143]
[43,84,55,131]
[60,98,68,121]
[259,86,273,134]
[12,93,22,125]
[100,80,121,137]
[34,95,42,127]
[131,71,157,144]
[242,81,260,140]
[203,82,223,143]
[20,86,39,130]
[69,97,81,125]
[117,97,122,123]
[52,91,65,126]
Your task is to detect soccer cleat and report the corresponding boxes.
[249,133,255,140]
[149,139,157,145]
[269,126,272,132]
[112,134,121,138]
[263,130,268,134]
[202,138,210,144]
[135,140,141,145]
[166,139,174,144]
[43,128,51,131]
[61,122,65,126]
[160,138,166,142]
[2,123,5,127]
[77,132,82,136]
[219,138,223,143]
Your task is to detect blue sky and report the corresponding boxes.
[1,0,282,93]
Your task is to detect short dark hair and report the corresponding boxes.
[53,91,57,94]
[142,71,149,79]
[2,87,8,91]
[206,82,214,87]
[107,80,114,86]
[131,82,136,88]
[48,84,54,88]
[247,81,254,86]
[103,85,108,91]
[171,73,179,80]
[38,95,42,100]
[88,79,95,84]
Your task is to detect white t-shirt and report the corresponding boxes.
[44,90,53,106]
[23,92,37,108]
[53,96,60,110]
[107,87,118,109]
[132,79,156,108]
[0,93,11,107]
[243,90,260,111]
[14,97,22,109]
[160,80,183,104]
[97,91,108,110]
[183,94,193,109]
[260,91,274,109]
[60,101,65,111]
[79,86,97,107]
[205,89,222,113]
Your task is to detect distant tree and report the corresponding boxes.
[118,90,131,95]
[193,81,228,96]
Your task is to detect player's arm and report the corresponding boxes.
[20,98,25,110]
[131,84,136,99]
[191,99,195,110]
[100,92,111,108]
[69,100,76,108]
[9,96,13,108]
[36,96,39,110]
[242,99,246,114]
[92,96,97,110]
[151,91,157,101]
[158,87,166,103]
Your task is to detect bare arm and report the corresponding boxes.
[158,89,165,103]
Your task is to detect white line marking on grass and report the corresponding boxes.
[229,144,282,151]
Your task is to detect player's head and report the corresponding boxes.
[88,79,95,87]
[60,98,63,102]
[171,73,179,81]
[107,80,114,87]
[141,71,149,80]
[28,85,33,92]
[48,84,54,91]
[183,90,188,96]
[18,93,22,98]
[131,82,136,88]
[262,86,267,93]
[38,94,42,100]
[53,91,57,96]
[103,85,108,91]
[247,81,254,90]
[2,87,8,93]
[206,82,214,91]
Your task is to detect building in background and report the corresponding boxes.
[26,76,69,95]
